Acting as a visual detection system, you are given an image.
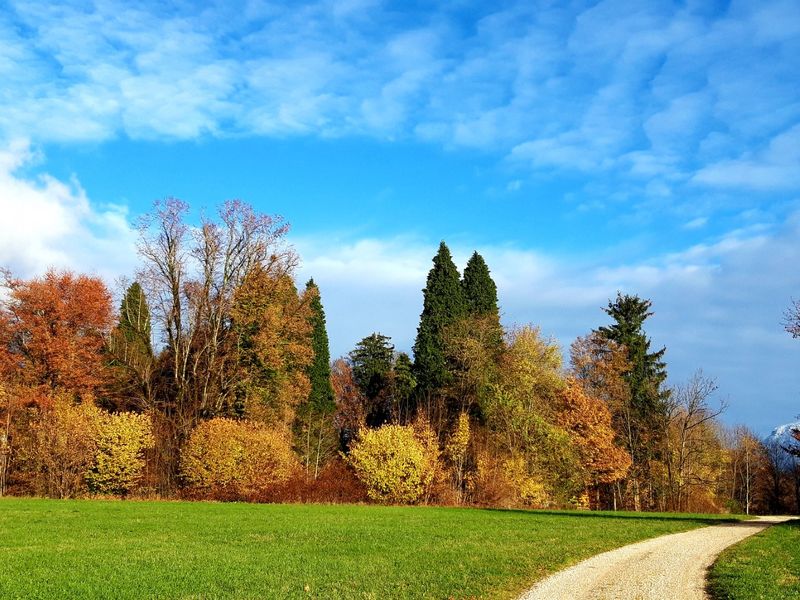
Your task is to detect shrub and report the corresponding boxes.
[347,424,437,504]
[86,412,155,495]
[28,394,103,498]
[180,418,297,499]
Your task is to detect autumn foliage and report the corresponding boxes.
[2,202,786,514]
[180,418,297,499]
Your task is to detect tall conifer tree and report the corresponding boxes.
[462,252,499,317]
[413,241,467,393]
[304,279,335,414]
[596,292,668,509]
[116,281,153,358]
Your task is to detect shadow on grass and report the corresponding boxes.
[479,507,746,525]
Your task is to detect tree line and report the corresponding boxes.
[0,198,798,513]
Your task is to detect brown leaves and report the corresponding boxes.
[0,269,113,396]
[556,379,632,485]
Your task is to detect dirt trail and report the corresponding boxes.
[518,515,791,600]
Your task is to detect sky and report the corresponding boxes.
[0,0,798,434]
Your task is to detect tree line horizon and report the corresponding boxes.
[1,198,798,514]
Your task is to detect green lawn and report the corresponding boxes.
[0,498,743,599]
[709,519,800,600]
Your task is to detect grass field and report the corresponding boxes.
[0,498,743,599]
[708,518,800,600]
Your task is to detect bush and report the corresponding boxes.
[86,412,154,496]
[180,418,297,499]
[347,424,437,504]
[27,395,103,498]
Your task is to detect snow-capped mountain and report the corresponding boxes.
[765,421,800,465]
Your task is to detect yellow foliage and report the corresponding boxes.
[180,417,297,497]
[29,394,103,498]
[347,424,438,504]
[86,412,155,495]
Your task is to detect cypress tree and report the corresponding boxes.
[413,241,467,393]
[304,279,335,414]
[462,251,499,317]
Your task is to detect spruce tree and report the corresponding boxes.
[462,251,499,317]
[304,279,335,414]
[596,292,669,507]
[597,293,668,415]
[413,241,467,393]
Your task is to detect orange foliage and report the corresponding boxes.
[556,379,631,485]
[0,270,113,396]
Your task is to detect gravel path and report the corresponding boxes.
[518,515,791,600]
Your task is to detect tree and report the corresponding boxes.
[135,199,297,491]
[231,267,313,428]
[462,252,499,318]
[556,379,631,494]
[349,333,394,426]
[137,198,294,431]
[0,269,114,396]
[785,299,800,339]
[413,242,467,395]
[303,280,334,414]
[107,281,155,410]
[331,358,366,451]
[663,372,726,512]
[596,293,669,510]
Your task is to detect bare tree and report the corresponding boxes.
[136,199,295,488]
[664,371,727,511]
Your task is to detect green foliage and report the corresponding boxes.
[114,282,153,359]
[303,279,335,414]
[596,293,669,466]
[347,424,437,504]
[86,412,155,495]
[462,251,499,318]
[349,333,394,400]
[0,498,745,600]
[413,241,467,394]
[390,352,417,422]
[709,519,800,599]
[180,418,297,497]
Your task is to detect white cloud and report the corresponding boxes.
[693,124,800,190]
[0,0,795,197]
[0,141,138,282]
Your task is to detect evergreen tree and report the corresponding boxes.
[596,293,668,416]
[349,333,395,427]
[304,279,335,414]
[107,281,155,411]
[413,241,467,393]
[461,251,503,356]
[596,292,669,509]
[116,281,153,358]
[462,252,499,317]
[350,333,394,400]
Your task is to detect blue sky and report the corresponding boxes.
[0,0,798,434]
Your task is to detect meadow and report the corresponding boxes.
[0,498,744,599]
[709,518,800,599]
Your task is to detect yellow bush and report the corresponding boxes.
[29,394,104,498]
[347,424,437,504]
[86,412,155,495]
[180,418,296,497]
